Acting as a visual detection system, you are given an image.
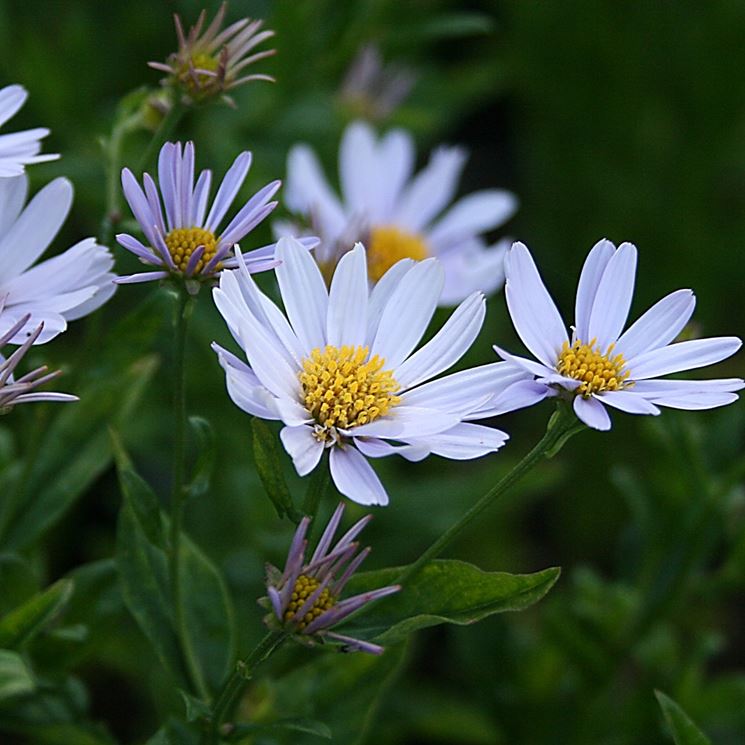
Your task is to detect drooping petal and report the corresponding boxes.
[346,406,460,439]
[573,395,611,431]
[599,390,661,415]
[329,446,388,506]
[280,425,324,476]
[416,422,509,460]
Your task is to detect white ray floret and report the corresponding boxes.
[0,175,115,344]
[494,240,743,431]
[213,237,528,506]
[0,85,59,178]
[282,120,517,305]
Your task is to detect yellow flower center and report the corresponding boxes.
[179,52,220,94]
[367,225,429,282]
[556,338,631,397]
[299,345,401,436]
[164,226,219,274]
[283,574,336,630]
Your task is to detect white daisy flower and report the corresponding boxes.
[212,237,528,506]
[0,175,116,344]
[0,85,59,178]
[117,141,315,288]
[282,120,517,305]
[494,240,744,431]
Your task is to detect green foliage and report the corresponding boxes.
[252,418,299,521]
[656,691,712,745]
[0,650,34,702]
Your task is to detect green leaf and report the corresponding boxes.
[185,416,216,499]
[228,717,332,740]
[115,447,235,693]
[0,579,74,649]
[343,560,561,644]
[0,553,39,615]
[655,690,712,745]
[0,650,34,701]
[179,688,211,722]
[252,418,298,520]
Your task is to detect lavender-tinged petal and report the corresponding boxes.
[219,180,281,243]
[305,585,400,633]
[332,514,373,555]
[323,632,384,655]
[309,503,345,565]
[192,169,212,227]
[332,546,370,596]
[283,517,310,577]
[205,151,252,232]
[121,169,158,246]
[153,227,177,270]
[13,392,78,404]
[573,395,611,431]
[267,586,284,620]
[158,142,178,231]
[184,245,205,277]
[114,271,169,284]
[0,313,31,348]
[181,141,195,225]
[305,542,357,581]
[116,233,160,264]
[142,173,166,236]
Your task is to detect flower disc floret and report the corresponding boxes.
[368,225,428,282]
[164,226,218,274]
[557,338,630,397]
[299,345,401,433]
[284,574,336,630]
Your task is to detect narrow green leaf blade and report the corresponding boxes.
[0,649,34,701]
[185,416,216,499]
[343,560,561,644]
[655,690,712,745]
[229,717,332,740]
[252,418,298,520]
[0,579,74,649]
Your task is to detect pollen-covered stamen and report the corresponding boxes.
[368,225,428,282]
[299,345,401,434]
[556,338,631,397]
[164,226,219,274]
[283,574,336,630]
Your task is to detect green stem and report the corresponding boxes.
[396,404,585,587]
[208,630,290,744]
[302,452,330,542]
[168,288,207,699]
[135,98,187,175]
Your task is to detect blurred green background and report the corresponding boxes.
[0,0,744,743]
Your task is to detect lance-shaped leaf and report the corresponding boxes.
[0,579,74,649]
[252,418,299,521]
[655,690,712,745]
[0,650,34,702]
[185,416,216,499]
[340,560,560,644]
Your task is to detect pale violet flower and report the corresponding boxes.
[0,85,59,178]
[212,237,527,506]
[495,240,743,431]
[117,141,315,287]
[282,120,517,305]
[262,502,399,654]
[0,175,115,344]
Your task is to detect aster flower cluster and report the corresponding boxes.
[262,503,400,654]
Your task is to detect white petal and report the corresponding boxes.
[504,242,568,367]
[275,236,329,354]
[586,242,637,348]
[615,289,695,359]
[0,174,27,235]
[376,129,415,219]
[345,406,460,439]
[326,243,368,347]
[395,292,485,389]
[216,350,279,420]
[354,437,429,462]
[492,344,557,379]
[394,146,467,231]
[628,337,742,380]
[329,446,389,506]
[339,121,378,215]
[0,85,27,127]
[428,190,517,248]
[477,379,551,417]
[573,395,611,430]
[366,258,415,343]
[574,238,615,342]
[416,422,508,460]
[275,396,313,426]
[599,390,660,415]
[437,238,507,306]
[631,378,745,396]
[650,392,740,410]
[280,426,324,477]
[370,258,443,369]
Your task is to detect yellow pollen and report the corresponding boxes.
[368,225,429,282]
[556,338,631,397]
[179,52,220,94]
[164,226,219,274]
[299,345,401,433]
[283,574,336,630]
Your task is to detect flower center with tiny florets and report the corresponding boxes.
[368,225,429,282]
[299,345,401,439]
[164,226,218,274]
[178,52,220,94]
[284,574,336,630]
[556,338,631,397]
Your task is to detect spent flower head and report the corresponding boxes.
[0,312,76,413]
[213,237,528,506]
[262,503,400,654]
[149,3,275,104]
[494,240,744,430]
[117,141,313,291]
[0,84,59,177]
[281,120,517,305]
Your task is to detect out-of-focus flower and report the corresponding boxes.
[0,175,115,344]
[0,312,76,413]
[117,141,313,289]
[0,85,59,178]
[281,120,517,305]
[262,503,400,654]
[213,238,527,506]
[148,3,275,104]
[338,44,416,121]
[494,240,744,431]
